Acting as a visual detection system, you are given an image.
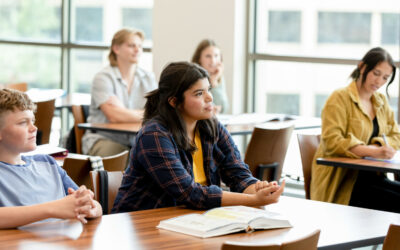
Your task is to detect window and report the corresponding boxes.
[0,0,61,42]
[250,0,400,177]
[252,0,400,117]
[0,0,154,90]
[314,94,329,117]
[318,12,371,44]
[382,13,400,45]
[268,11,301,43]
[266,94,300,115]
[122,8,153,41]
[0,44,61,89]
[75,7,103,43]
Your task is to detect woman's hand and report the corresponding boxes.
[370,145,396,159]
[209,62,223,87]
[213,105,222,114]
[350,144,396,159]
[252,180,285,206]
[254,180,278,192]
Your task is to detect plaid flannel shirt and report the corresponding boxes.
[111,120,258,212]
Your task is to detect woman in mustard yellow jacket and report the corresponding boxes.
[311,47,400,213]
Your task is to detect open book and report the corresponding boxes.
[364,150,400,164]
[157,206,292,238]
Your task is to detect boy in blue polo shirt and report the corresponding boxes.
[0,89,102,228]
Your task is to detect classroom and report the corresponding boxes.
[1,0,400,249]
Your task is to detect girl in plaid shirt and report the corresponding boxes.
[112,62,285,212]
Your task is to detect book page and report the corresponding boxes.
[205,206,282,223]
[364,150,400,164]
[204,206,291,230]
[157,214,245,238]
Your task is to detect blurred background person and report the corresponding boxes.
[82,28,157,157]
[192,39,229,114]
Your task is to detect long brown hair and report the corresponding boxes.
[191,39,223,83]
[144,62,218,152]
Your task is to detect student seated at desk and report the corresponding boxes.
[0,89,102,229]
[112,62,284,212]
[311,47,400,213]
[82,28,157,157]
[192,39,229,114]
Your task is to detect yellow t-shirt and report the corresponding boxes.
[192,130,207,185]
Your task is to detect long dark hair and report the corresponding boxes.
[144,62,218,152]
[350,47,396,96]
[191,39,223,83]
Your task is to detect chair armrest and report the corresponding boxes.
[257,162,279,181]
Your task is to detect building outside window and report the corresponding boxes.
[253,0,400,118]
[251,0,400,178]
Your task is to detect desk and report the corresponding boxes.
[26,89,90,110]
[78,122,141,135]
[78,116,321,137]
[317,157,400,175]
[55,93,91,110]
[1,196,399,250]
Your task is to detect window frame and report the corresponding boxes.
[245,0,400,121]
[0,0,152,93]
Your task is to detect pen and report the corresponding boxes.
[383,134,389,146]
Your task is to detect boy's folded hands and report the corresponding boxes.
[68,186,99,223]
[51,185,98,224]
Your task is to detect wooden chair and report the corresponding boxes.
[383,224,400,250]
[71,105,90,154]
[62,150,129,190]
[34,98,56,145]
[6,82,28,92]
[297,134,321,199]
[90,170,124,214]
[221,229,320,250]
[244,123,294,181]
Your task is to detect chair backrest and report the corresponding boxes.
[6,82,28,92]
[63,157,93,189]
[34,98,55,145]
[221,229,320,250]
[383,224,400,250]
[62,150,129,190]
[297,134,321,199]
[71,105,89,154]
[280,229,320,250]
[90,170,124,214]
[102,150,129,171]
[244,123,294,181]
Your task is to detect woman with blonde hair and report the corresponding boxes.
[192,39,229,114]
[82,28,157,157]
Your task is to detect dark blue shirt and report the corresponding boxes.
[112,120,258,212]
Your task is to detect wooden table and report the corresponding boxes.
[1,196,399,250]
[55,93,91,110]
[78,122,142,135]
[77,116,321,137]
[317,157,400,175]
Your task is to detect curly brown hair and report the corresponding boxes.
[0,88,35,125]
